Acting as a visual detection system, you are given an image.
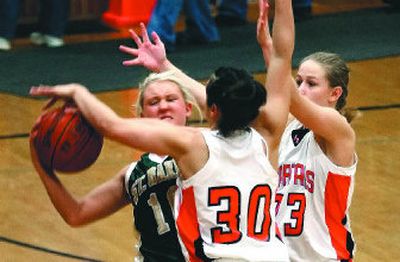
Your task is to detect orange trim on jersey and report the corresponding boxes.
[325,172,353,260]
[176,186,203,262]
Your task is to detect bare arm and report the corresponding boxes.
[254,0,294,167]
[252,1,355,166]
[289,88,356,165]
[29,132,129,226]
[30,84,199,171]
[256,1,273,67]
[119,23,208,115]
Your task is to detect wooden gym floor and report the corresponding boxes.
[1,0,399,261]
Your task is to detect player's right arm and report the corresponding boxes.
[29,135,129,226]
[29,84,205,179]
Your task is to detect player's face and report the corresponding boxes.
[296,59,334,108]
[141,80,192,126]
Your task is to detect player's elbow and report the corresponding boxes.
[65,219,84,228]
[59,204,91,227]
[62,213,88,227]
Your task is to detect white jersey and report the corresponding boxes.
[277,119,357,262]
[175,128,289,262]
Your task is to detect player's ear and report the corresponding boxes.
[208,104,220,122]
[329,86,343,104]
[185,103,193,118]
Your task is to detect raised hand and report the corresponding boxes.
[119,23,167,72]
[257,0,273,66]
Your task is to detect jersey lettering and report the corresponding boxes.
[130,159,179,205]
[283,193,306,236]
[278,163,314,193]
[147,160,179,187]
[208,185,272,244]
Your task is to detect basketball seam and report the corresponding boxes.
[52,110,79,170]
[61,119,100,172]
[42,108,69,169]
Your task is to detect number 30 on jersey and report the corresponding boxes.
[208,184,272,244]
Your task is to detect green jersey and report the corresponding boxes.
[125,153,184,262]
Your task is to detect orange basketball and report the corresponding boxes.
[31,104,103,173]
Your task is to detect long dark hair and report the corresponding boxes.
[206,67,267,137]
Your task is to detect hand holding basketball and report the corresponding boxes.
[30,102,103,173]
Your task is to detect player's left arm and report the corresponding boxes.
[30,135,130,226]
[253,0,294,167]
[119,23,208,115]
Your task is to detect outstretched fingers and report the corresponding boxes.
[140,22,151,44]
[151,31,164,50]
[119,23,166,71]
[120,29,140,66]
[119,45,140,66]
[121,57,141,67]
[119,45,138,56]
[128,28,142,48]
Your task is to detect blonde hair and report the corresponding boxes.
[134,71,203,123]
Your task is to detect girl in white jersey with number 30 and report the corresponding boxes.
[29,0,294,260]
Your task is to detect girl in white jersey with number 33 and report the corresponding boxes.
[276,53,358,261]
[271,15,358,262]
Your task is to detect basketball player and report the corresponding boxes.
[253,6,358,260]
[30,71,201,261]
[29,0,294,259]
[120,1,358,261]
[275,51,357,261]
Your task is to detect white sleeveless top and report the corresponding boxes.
[175,128,289,261]
[277,119,357,262]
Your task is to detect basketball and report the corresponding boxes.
[31,103,103,173]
